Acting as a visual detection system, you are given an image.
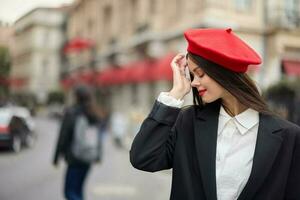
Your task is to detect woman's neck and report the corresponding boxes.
[221,95,248,117]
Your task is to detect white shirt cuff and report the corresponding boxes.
[157,92,184,108]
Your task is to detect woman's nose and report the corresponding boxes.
[191,77,201,87]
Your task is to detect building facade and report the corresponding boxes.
[264,0,300,86]
[63,0,300,118]
[0,22,15,49]
[11,7,67,104]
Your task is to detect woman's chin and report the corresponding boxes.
[201,96,217,104]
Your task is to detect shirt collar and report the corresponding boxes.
[218,106,259,135]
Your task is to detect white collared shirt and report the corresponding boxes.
[157,92,259,200]
[216,106,259,200]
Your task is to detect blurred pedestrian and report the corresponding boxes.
[110,111,129,148]
[53,85,103,200]
[130,28,300,200]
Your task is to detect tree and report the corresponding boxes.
[0,46,11,101]
[264,79,300,123]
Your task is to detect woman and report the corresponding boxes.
[130,28,300,200]
[53,85,101,200]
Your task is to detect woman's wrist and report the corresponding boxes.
[169,89,185,100]
[157,92,184,108]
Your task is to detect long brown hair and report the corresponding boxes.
[188,52,273,115]
[74,85,102,123]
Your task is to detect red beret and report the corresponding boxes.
[184,28,261,73]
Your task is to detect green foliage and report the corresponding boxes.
[0,46,11,99]
[47,90,65,104]
[10,92,36,107]
[264,79,298,103]
[264,79,300,121]
[0,46,10,76]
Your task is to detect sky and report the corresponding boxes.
[0,0,74,24]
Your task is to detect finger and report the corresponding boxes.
[177,63,187,77]
[175,54,185,65]
[178,57,187,70]
[171,54,185,68]
[171,62,182,77]
[172,61,186,80]
[175,53,185,58]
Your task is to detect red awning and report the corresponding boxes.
[95,53,176,86]
[77,70,95,84]
[96,67,125,86]
[9,77,27,88]
[96,63,147,86]
[283,60,300,76]
[96,62,152,86]
[61,75,76,89]
[63,37,95,54]
[60,70,98,89]
[62,53,176,88]
[150,53,174,81]
[126,60,152,83]
[60,53,177,89]
[0,76,9,86]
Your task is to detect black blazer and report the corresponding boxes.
[130,100,300,200]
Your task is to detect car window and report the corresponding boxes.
[0,113,11,126]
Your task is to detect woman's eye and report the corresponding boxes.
[190,71,204,79]
[196,73,205,78]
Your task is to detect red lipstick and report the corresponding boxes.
[199,89,207,96]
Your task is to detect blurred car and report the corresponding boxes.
[0,106,36,152]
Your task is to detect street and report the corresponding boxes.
[0,117,171,200]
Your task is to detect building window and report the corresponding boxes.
[285,0,299,24]
[44,31,49,46]
[173,0,183,21]
[235,0,252,11]
[150,0,156,14]
[42,59,48,74]
[103,5,112,39]
[87,18,94,35]
[131,0,138,31]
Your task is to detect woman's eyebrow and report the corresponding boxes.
[190,68,205,76]
[191,68,199,73]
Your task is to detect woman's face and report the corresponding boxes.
[187,57,228,103]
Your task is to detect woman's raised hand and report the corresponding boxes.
[169,53,191,100]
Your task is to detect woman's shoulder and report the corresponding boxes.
[273,117,300,149]
[268,114,300,135]
[276,116,299,129]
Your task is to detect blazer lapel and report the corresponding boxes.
[238,113,283,200]
[193,101,221,200]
